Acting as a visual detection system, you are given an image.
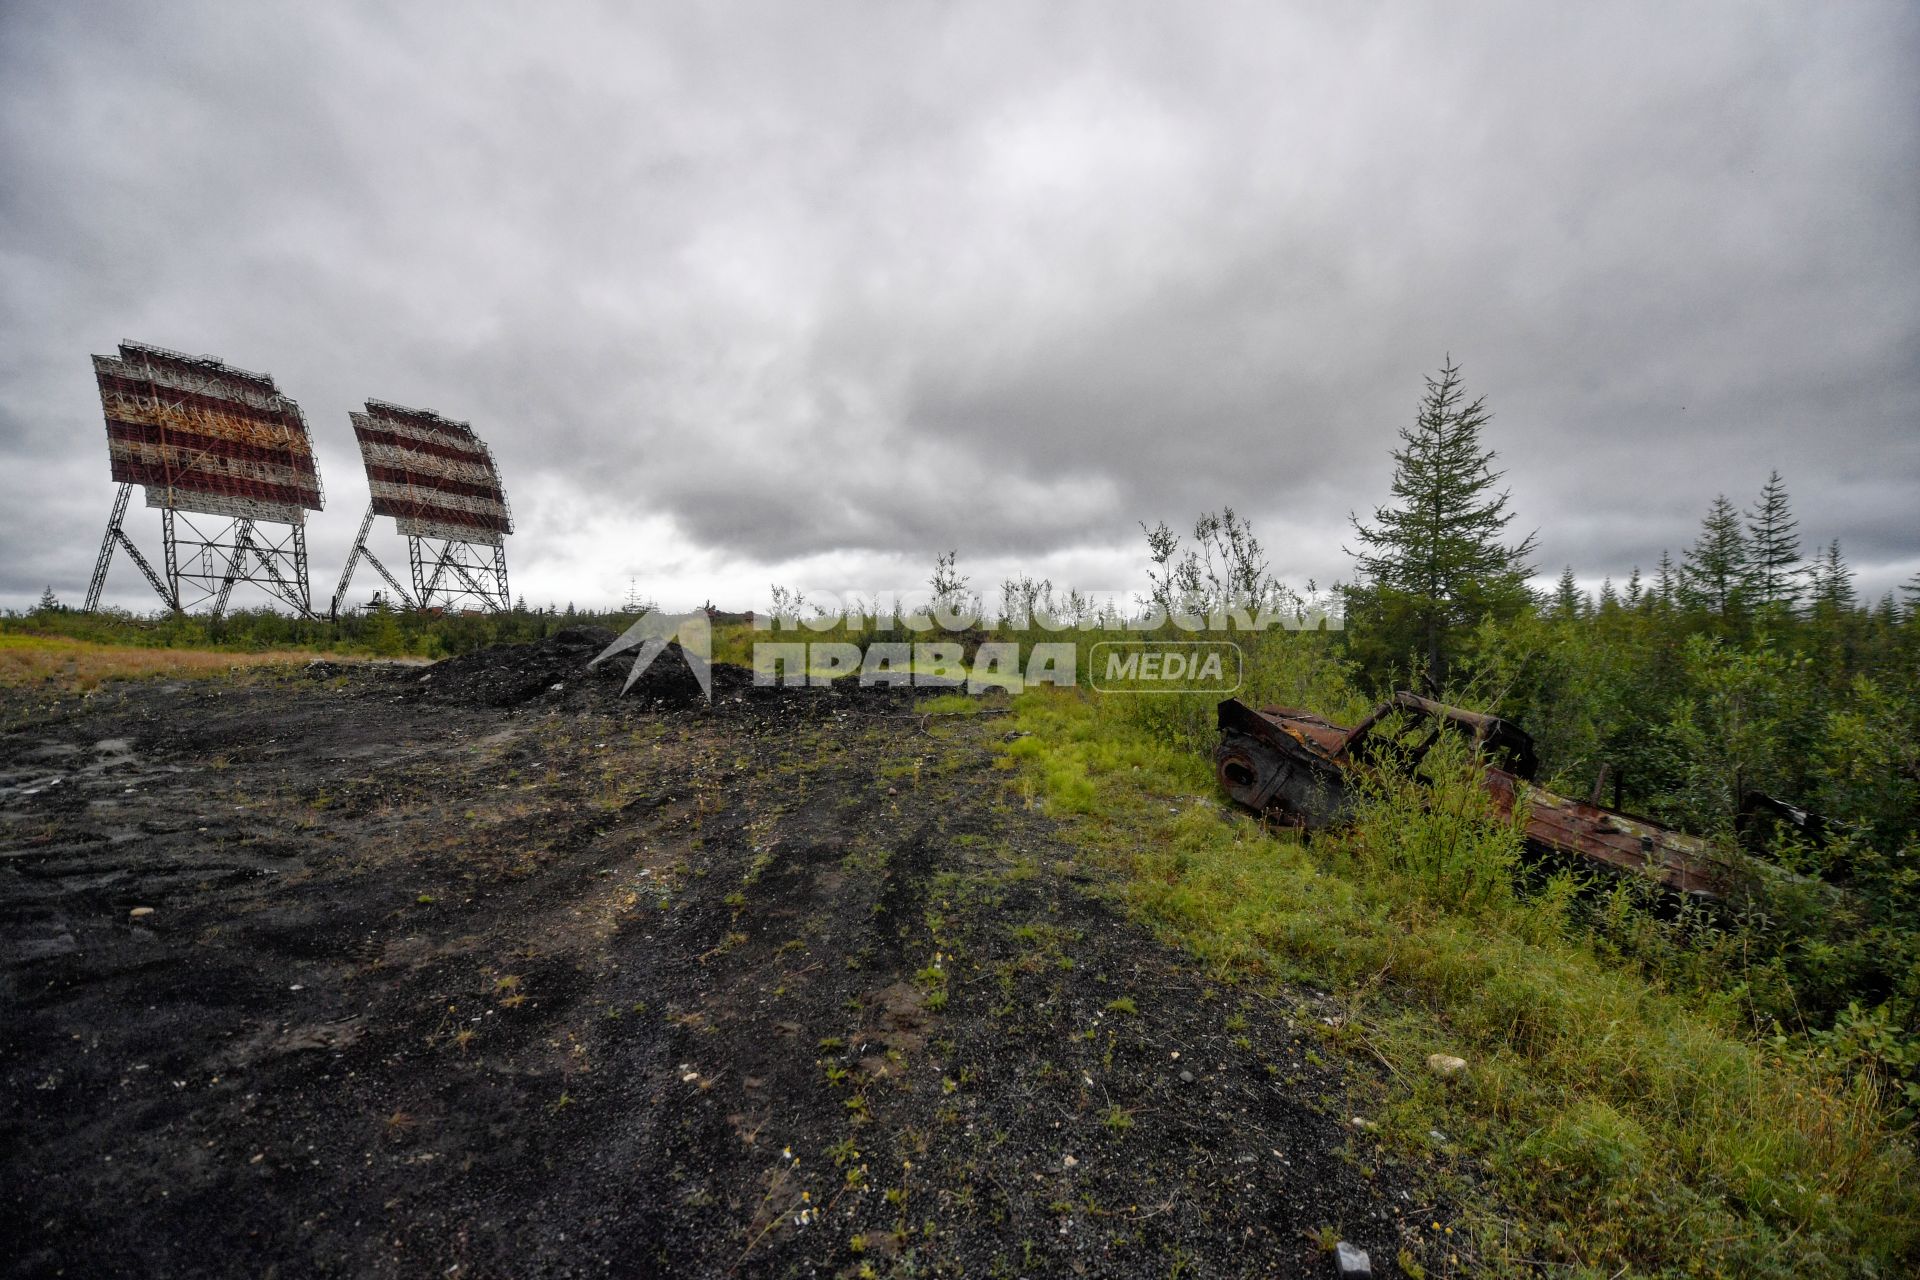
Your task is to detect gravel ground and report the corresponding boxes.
[1,633,1448,1278]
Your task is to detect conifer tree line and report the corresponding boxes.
[1536,468,1897,624]
[1345,358,1914,671]
[1341,357,1917,853]
[1337,358,1919,1107]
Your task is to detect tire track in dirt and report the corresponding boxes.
[2,637,1450,1278]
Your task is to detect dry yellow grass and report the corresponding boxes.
[0,633,360,692]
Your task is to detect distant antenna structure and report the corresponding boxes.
[331,400,513,616]
[84,341,325,615]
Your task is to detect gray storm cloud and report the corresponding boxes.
[2,1,1915,611]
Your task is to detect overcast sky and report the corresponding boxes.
[3,1,1916,614]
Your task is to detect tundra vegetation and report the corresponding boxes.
[8,360,1917,1274]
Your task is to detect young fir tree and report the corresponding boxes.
[1654,550,1677,610]
[1552,566,1584,619]
[1746,469,1802,610]
[35,585,60,613]
[1807,539,1856,615]
[1680,495,1751,617]
[1624,566,1644,609]
[1347,357,1535,684]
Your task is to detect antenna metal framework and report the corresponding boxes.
[83,341,324,615]
[331,400,513,616]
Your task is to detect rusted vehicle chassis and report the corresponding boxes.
[1214,693,1740,897]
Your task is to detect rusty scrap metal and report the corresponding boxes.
[1215,694,1741,897]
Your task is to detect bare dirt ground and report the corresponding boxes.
[2,630,1448,1278]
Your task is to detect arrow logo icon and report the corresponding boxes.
[588,610,713,700]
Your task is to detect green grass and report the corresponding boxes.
[1004,684,1918,1277]
[917,691,987,715]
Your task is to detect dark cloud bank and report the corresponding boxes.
[3,2,1916,611]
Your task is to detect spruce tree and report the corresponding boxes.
[1652,551,1678,611]
[1746,469,1801,609]
[1808,539,1855,614]
[1552,566,1583,619]
[1347,357,1535,683]
[1680,495,1751,617]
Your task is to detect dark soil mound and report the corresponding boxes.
[396,624,613,707]
[401,627,741,711]
[402,628,913,718]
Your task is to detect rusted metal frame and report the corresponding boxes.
[329,505,374,619]
[243,522,312,617]
[411,536,450,605]
[1364,691,1537,781]
[290,524,311,615]
[408,537,507,612]
[210,519,257,617]
[165,509,313,618]
[407,535,427,603]
[85,483,134,611]
[434,542,506,612]
[361,546,415,611]
[162,510,236,615]
[84,481,177,612]
[332,504,418,617]
[1337,701,1395,757]
[1482,771,1726,896]
[490,543,510,611]
[442,555,494,603]
[113,528,175,610]
[161,507,182,607]
[1391,691,1505,737]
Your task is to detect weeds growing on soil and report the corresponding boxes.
[1005,681,1919,1276]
